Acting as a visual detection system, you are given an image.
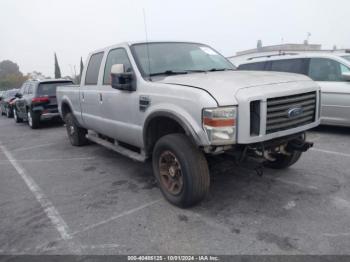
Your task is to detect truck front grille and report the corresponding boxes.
[266,91,316,134]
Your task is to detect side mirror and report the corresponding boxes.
[110,64,134,91]
[15,93,22,98]
[341,72,350,81]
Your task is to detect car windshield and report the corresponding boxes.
[342,55,350,62]
[37,82,72,96]
[131,42,235,77]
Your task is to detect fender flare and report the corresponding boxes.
[143,111,202,153]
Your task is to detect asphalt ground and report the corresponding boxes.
[0,116,350,255]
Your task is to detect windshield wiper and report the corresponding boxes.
[184,68,234,73]
[208,68,234,72]
[149,70,188,77]
[184,69,208,73]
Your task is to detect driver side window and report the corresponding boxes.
[308,58,349,82]
[103,48,133,85]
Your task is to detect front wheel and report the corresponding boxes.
[13,108,23,123]
[264,150,302,169]
[152,133,210,208]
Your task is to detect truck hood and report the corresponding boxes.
[157,70,312,105]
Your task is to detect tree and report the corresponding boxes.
[0,60,21,78]
[0,60,27,90]
[54,53,62,79]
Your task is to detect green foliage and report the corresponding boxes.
[0,60,27,90]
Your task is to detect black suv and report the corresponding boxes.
[13,79,73,128]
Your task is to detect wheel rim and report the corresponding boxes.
[68,123,75,136]
[28,111,32,127]
[158,151,183,195]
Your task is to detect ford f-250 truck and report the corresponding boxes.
[57,41,321,207]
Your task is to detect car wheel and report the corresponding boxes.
[65,113,88,146]
[13,108,23,123]
[264,150,302,169]
[6,107,12,118]
[27,110,40,129]
[152,133,210,208]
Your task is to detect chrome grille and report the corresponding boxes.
[266,92,316,134]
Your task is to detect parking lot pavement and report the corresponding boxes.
[0,116,350,255]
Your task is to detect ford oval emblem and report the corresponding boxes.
[287,107,304,118]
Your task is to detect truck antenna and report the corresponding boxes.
[143,8,152,81]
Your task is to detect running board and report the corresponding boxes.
[86,132,146,162]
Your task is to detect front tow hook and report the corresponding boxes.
[287,139,314,152]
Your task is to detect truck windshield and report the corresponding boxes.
[131,42,235,77]
[37,82,72,96]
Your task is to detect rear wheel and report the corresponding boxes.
[65,113,88,146]
[27,110,40,129]
[152,133,210,208]
[6,107,12,118]
[13,108,23,123]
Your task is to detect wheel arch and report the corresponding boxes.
[143,111,201,156]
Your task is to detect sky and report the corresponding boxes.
[0,0,349,77]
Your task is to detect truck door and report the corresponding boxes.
[80,52,104,130]
[97,48,140,146]
[308,58,350,126]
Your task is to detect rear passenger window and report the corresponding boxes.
[270,59,307,75]
[85,52,104,85]
[103,48,132,85]
[238,62,266,70]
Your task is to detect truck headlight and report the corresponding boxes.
[202,106,237,145]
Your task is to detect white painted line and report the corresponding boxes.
[0,143,73,241]
[323,232,350,237]
[12,143,56,152]
[0,156,95,165]
[311,148,350,158]
[73,199,161,236]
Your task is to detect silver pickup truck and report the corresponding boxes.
[57,41,321,207]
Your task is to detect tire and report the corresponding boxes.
[65,113,88,146]
[6,107,12,118]
[152,133,210,208]
[13,108,23,123]
[27,110,40,129]
[264,150,302,169]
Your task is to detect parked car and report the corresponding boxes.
[0,89,19,118]
[234,51,350,127]
[13,79,73,128]
[57,41,320,207]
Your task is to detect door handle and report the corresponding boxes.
[99,93,103,102]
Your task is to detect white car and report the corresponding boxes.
[233,51,350,127]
